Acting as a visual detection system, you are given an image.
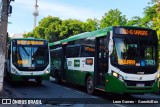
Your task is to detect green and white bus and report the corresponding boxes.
[49,26,159,94]
[6,37,50,85]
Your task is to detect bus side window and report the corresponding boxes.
[81,46,94,57]
[66,46,80,58]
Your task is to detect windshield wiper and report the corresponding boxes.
[21,45,29,56]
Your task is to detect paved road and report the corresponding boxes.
[2,77,160,107]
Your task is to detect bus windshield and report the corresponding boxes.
[112,37,157,66]
[12,45,49,69]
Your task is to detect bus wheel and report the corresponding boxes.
[55,70,61,84]
[86,76,94,94]
[36,79,42,85]
[55,77,61,84]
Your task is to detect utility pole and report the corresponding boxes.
[0,0,9,92]
[33,0,39,29]
[0,0,13,92]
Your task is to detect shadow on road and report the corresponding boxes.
[5,80,46,88]
[50,80,151,103]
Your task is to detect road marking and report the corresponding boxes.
[75,90,85,95]
[91,96,100,99]
[114,104,127,107]
[71,104,85,107]
[64,87,72,91]
[58,104,73,106]
[53,84,61,87]
[144,94,160,98]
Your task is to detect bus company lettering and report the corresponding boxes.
[124,29,148,36]
[118,59,136,65]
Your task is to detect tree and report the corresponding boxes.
[33,26,45,39]
[44,22,61,42]
[142,4,157,28]
[142,0,160,68]
[100,9,127,28]
[24,16,62,42]
[38,16,61,28]
[23,32,34,38]
[142,1,160,37]
[85,18,99,31]
[58,19,87,39]
[126,16,142,26]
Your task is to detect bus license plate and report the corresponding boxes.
[136,83,145,87]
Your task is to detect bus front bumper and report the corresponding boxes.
[105,74,159,94]
[7,73,50,81]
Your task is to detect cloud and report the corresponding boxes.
[13,0,34,9]
[14,0,102,20]
[38,1,98,20]
[9,0,104,35]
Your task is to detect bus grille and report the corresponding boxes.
[124,80,155,87]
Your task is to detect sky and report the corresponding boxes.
[8,0,152,36]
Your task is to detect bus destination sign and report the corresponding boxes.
[16,40,44,45]
[115,28,149,36]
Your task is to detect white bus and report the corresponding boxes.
[50,26,159,94]
[6,37,50,85]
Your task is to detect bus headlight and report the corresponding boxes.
[112,72,118,77]
[11,68,19,75]
[156,74,159,79]
[112,71,124,81]
[45,69,50,74]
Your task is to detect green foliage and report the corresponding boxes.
[24,16,98,42]
[39,16,61,28]
[141,2,160,41]
[24,4,159,44]
[45,20,62,42]
[126,16,142,26]
[23,32,34,38]
[85,18,99,31]
[23,1,160,68]
[100,9,127,28]
[59,19,86,39]
[24,9,128,42]
[142,1,160,67]
[33,26,45,39]
[141,5,157,27]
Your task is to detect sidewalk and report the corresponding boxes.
[0,89,11,107]
[0,89,9,98]
[0,88,23,107]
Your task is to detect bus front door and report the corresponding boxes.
[95,36,108,89]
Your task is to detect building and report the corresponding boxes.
[11,33,24,38]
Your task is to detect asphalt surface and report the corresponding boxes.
[0,77,160,107]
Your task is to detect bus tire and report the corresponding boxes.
[86,75,94,94]
[55,70,61,84]
[36,79,42,85]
